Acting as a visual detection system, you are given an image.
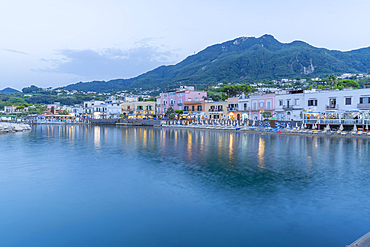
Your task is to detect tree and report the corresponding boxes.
[175,110,183,119]
[22,85,42,94]
[220,84,252,97]
[327,74,337,88]
[138,96,143,101]
[145,96,156,101]
[337,79,359,88]
[51,106,55,114]
[262,111,272,119]
[165,107,174,117]
[59,110,70,115]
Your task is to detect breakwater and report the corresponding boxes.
[0,122,32,133]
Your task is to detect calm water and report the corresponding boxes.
[1,125,370,247]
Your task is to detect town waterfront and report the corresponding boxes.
[1,125,370,246]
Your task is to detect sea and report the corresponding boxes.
[0,125,369,246]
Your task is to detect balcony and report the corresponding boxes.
[283,105,302,110]
[227,107,238,111]
[209,108,223,112]
[325,104,339,110]
[357,103,370,110]
[177,102,182,106]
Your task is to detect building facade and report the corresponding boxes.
[160,90,207,114]
[249,94,275,120]
[205,101,228,120]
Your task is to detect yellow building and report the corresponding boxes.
[121,101,156,119]
[205,101,228,120]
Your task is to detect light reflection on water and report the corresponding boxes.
[0,125,370,247]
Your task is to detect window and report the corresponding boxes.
[294,99,299,106]
[345,98,352,105]
[184,106,189,111]
[244,103,247,110]
[259,102,264,108]
[360,97,370,104]
[279,100,283,106]
[308,99,317,106]
[178,99,182,104]
[197,105,202,111]
[266,101,271,109]
[253,102,257,110]
[192,106,195,111]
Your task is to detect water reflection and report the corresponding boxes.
[94,126,101,149]
[257,137,265,169]
[5,125,370,247]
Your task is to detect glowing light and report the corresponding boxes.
[257,137,265,169]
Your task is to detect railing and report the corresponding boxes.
[325,104,339,109]
[357,103,370,110]
[209,109,223,112]
[177,103,182,106]
[227,107,238,111]
[282,105,302,110]
[303,119,370,125]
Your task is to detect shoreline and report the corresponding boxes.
[0,122,32,134]
[158,125,370,139]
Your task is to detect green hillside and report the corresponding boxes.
[0,87,21,95]
[63,34,370,92]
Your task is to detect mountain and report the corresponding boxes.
[0,87,20,95]
[63,34,370,92]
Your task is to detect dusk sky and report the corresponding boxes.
[1,0,369,90]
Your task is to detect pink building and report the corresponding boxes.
[249,94,275,120]
[160,90,207,114]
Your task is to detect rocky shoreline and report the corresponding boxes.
[0,122,32,133]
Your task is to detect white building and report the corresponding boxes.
[274,90,305,121]
[237,94,250,120]
[106,102,122,119]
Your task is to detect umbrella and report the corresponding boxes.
[353,124,357,132]
[326,124,330,130]
[312,124,316,130]
[287,122,291,128]
[267,122,271,128]
[339,124,344,131]
[247,120,249,126]
[295,122,298,128]
[252,120,255,126]
[304,123,307,128]
[259,121,263,127]
[276,122,280,128]
[366,123,369,131]
[301,123,304,129]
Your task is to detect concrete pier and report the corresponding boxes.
[347,231,370,247]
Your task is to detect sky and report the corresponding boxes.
[1,0,370,91]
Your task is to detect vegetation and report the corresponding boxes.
[262,111,272,119]
[220,84,252,97]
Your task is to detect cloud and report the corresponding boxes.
[37,45,176,80]
[2,48,29,55]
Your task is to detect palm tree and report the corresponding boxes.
[327,74,337,88]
